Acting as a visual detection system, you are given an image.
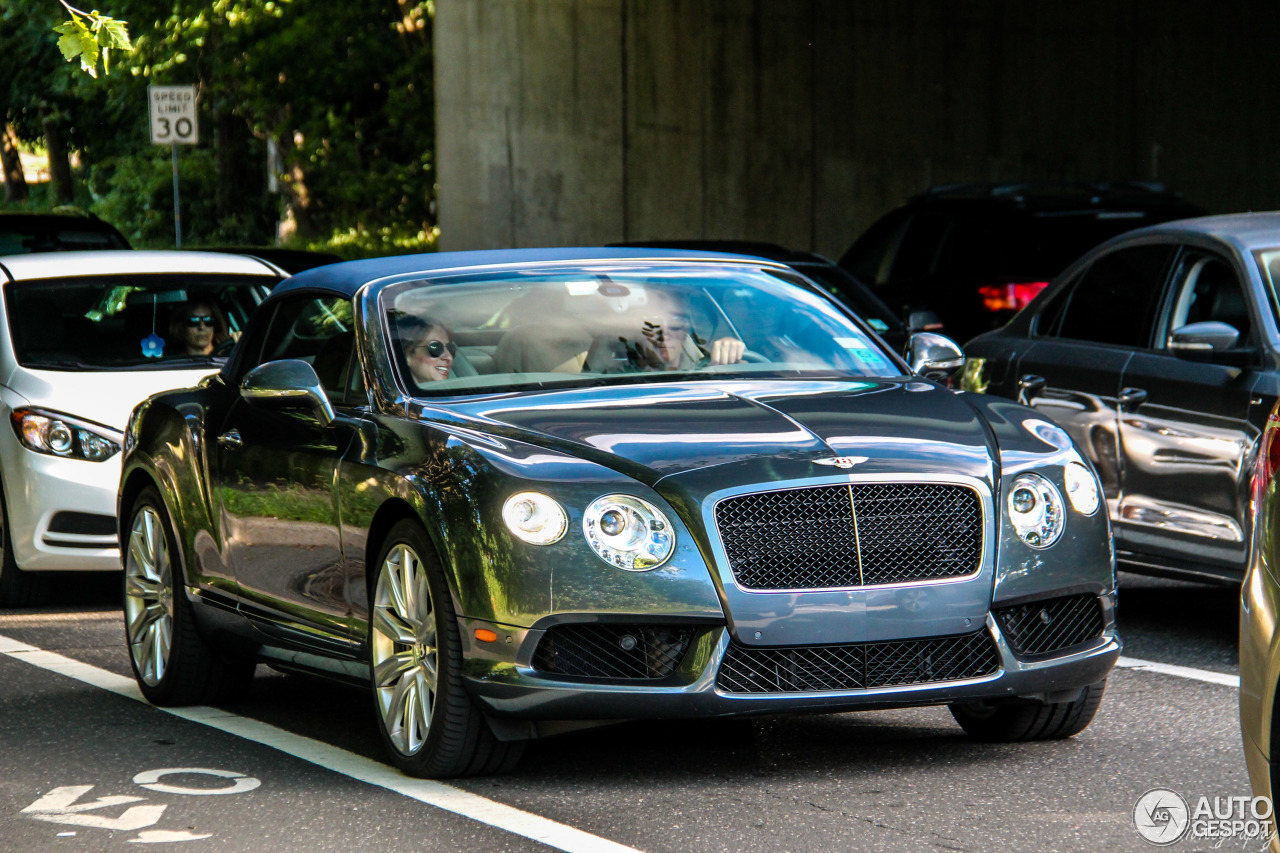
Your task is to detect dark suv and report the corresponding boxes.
[0,211,131,255]
[839,182,1206,344]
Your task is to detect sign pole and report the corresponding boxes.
[171,142,182,248]
[148,84,198,247]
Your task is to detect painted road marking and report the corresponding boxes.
[1116,655,1240,688]
[0,632,641,853]
[0,610,120,625]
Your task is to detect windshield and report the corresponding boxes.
[6,274,276,370]
[0,224,129,254]
[379,262,902,395]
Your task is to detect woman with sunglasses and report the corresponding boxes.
[168,298,231,356]
[400,315,456,383]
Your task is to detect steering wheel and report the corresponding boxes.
[212,337,238,357]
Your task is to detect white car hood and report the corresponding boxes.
[4,366,220,432]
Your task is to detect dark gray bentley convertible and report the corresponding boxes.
[119,248,1120,777]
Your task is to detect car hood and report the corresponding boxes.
[439,378,996,495]
[4,366,219,432]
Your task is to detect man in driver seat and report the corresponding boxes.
[587,289,745,372]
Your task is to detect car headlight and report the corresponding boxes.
[10,408,121,462]
[1063,461,1101,516]
[1007,472,1064,548]
[502,491,568,545]
[583,494,675,571]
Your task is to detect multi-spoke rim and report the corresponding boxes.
[123,506,174,687]
[371,542,438,756]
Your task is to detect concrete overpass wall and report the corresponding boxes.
[434,0,1280,256]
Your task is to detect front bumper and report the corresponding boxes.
[0,439,121,572]
[458,607,1121,724]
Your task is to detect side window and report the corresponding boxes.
[841,209,910,285]
[888,213,950,281]
[1054,245,1174,347]
[1162,253,1252,346]
[242,295,359,402]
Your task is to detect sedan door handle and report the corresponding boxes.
[1118,387,1148,412]
[1017,374,1046,405]
[217,429,243,450]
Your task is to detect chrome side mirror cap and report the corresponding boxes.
[906,332,965,380]
[240,359,336,426]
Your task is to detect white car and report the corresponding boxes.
[0,251,285,605]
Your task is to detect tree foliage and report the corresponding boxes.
[53,3,133,77]
[5,1,437,253]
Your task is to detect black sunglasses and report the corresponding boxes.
[184,315,215,328]
[412,339,457,358]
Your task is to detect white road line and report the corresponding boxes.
[0,610,121,625]
[1116,655,1240,688]
[0,632,642,853]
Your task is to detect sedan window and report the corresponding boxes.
[1046,244,1174,347]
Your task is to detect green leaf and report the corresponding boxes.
[97,17,133,52]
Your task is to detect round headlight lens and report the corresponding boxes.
[501,491,568,545]
[1063,461,1101,516]
[583,494,675,571]
[47,421,74,454]
[1007,472,1064,548]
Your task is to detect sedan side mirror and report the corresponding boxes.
[907,332,965,380]
[1167,321,1255,365]
[240,359,336,427]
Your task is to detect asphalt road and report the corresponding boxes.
[0,571,1250,853]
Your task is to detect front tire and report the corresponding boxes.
[949,679,1107,741]
[123,486,253,705]
[369,519,523,777]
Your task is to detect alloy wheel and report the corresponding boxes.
[371,542,438,756]
[123,506,174,687]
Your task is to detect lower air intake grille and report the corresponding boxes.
[992,594,1106,656]
[532,624,694,679]
[716,630,1000,694]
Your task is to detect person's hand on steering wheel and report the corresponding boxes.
[706,336,746,365]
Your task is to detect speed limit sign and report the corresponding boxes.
[149,85,198,145]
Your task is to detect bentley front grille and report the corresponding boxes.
[716,630,1000,694]
[714,482,983,590]
[992,593,1106,656]
[532,624,695,679]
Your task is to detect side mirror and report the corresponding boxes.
[907,332,965,380]
[240,359,336,427]
[906,310,945,333]
[1167,321,1254,365]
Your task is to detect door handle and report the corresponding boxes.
[1017,374,1046,405]
[1118,387,1148,412]
[217,429,243,450]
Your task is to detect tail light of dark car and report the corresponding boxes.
[1252,407,1280,513]
[977,282,1049,312]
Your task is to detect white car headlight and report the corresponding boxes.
[1007,472,1064,548]
[11,408,121,462]
[583,494,675,571]
[502,491,568,545]
[1063,461,1101,516]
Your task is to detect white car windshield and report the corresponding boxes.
[6,274,276,370]
[379,262,902,394]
